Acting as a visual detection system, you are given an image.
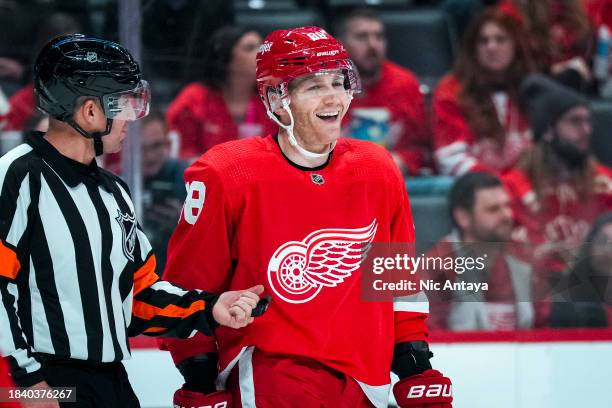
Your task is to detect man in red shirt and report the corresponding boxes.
[162,26,452,408]
[334,8,431,175]
[504,74,612,325]
[426,172,534,332]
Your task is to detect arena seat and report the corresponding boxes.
[379,8,456,84]
[590,99,612,167]
[326,0,412,8]
[236,9,324,36]
[407,176,454,253]
[235,0,300,12]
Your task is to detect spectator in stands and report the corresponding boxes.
[0,57,24,84]
[586,0,612,32]
[551,212,612,328]
[334,8,431,175]
[497,0,595,90]
[504,74,612,325]
[433,8,535,177]
[140,111,188,273]
[166,26,276,162]
[426,172,534,331]
[0,12,80,132]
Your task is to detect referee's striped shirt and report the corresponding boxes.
[0,132,217,386]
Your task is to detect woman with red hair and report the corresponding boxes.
[433,8,535,176]
[497,0,596,87]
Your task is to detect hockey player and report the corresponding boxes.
[0,34,264,408]
[162,27,452,408]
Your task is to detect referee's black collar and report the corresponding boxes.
[26,131,114,191]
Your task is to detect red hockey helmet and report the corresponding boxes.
[256,26,361,112]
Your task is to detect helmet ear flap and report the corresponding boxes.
[267,88,282,113]
[266,87,292,125]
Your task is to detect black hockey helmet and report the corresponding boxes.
[34,34,150,154]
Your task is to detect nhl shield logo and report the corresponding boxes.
[86,51,98,62]
[115,209,137,261]
[311,174,324,185]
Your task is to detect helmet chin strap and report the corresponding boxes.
[267,98,335,160]
[67,118,113,157]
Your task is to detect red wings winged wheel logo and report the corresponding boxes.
[267,219,378,304]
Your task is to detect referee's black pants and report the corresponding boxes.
[42,356,140,407]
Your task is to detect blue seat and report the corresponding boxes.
[590,99,612,167]
[379,8,456,83]
[326,0,413,7]
[236,9,324,36]
[235,0,300,12]
[407,176,454,253]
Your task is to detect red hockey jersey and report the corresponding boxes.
[0,357,20,407]
[433,74,532,176]
[166,83,277,161]
[161,135,428,401]
[342,61,430,175]
[503,164,612,273]
[0,84,34,131]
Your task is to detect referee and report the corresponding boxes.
[0,34,263,408]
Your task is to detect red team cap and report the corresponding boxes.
[256,26,361,112]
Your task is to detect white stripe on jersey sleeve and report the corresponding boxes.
[149,281,188,297]
[393,291,430,313]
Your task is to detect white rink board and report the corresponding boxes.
[125,342,612,408]
[124,349,182,408]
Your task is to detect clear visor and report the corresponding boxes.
[269,65,361,111]
[289,70,353,100]
[102,80,151,121]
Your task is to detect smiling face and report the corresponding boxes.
[274,71,352,151]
